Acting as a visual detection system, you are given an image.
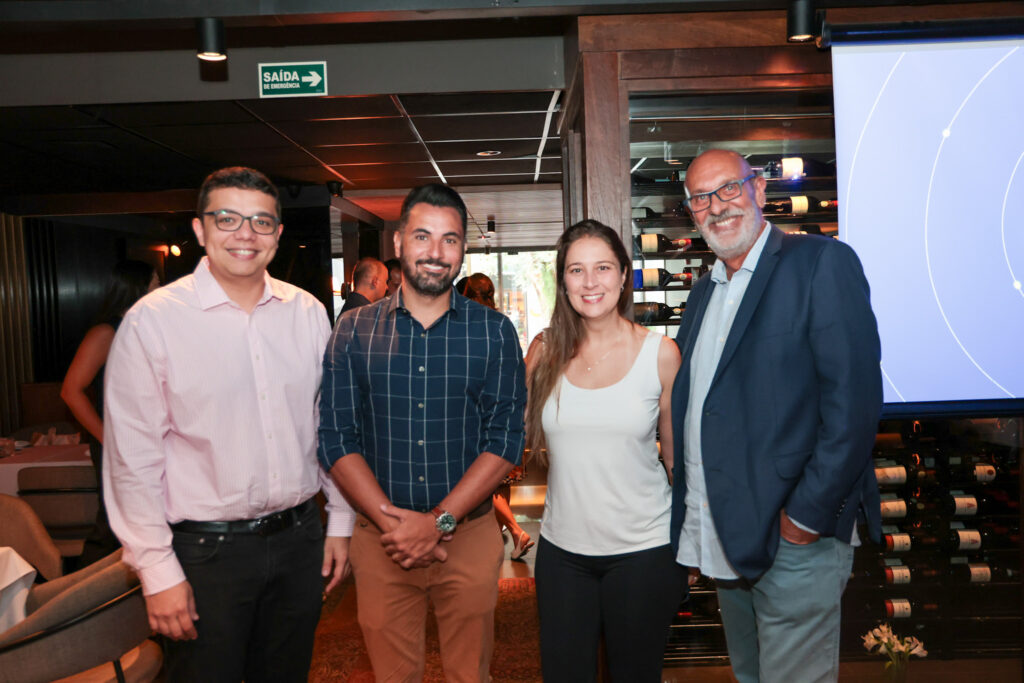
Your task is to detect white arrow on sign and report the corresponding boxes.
[301,71,322,88]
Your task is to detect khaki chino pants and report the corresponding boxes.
[350,510,504,683]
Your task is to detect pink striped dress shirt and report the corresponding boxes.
[103,258,354,595]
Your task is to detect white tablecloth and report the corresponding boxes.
[0,444,92,496]
[0,546,36,631]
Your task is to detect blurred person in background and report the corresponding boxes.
[458,272,534,560]
[341,257,388,314]
[383,257,402,297]
[61,259,159,566]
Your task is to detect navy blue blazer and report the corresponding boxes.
[670,225,882,581]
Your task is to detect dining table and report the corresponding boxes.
[0,444,91,496]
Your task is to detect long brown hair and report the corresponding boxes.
[525,220,633,466]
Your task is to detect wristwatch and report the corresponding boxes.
[431,506,457,534]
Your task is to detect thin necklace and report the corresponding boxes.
[583,347,614,373]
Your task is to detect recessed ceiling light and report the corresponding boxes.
[476,150,502,157]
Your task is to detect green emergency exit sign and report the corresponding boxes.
[258,61,327,98]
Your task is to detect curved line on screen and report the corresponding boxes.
[881,362,906,402]
[923,46,1017,399]
[844,52,905,243]
[1001,148,1024,299]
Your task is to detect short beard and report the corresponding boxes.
[696,206,761,262]
[402,259,459,298]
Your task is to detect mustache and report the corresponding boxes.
[705,208,746,227]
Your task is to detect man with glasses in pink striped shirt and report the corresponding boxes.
[103,166,355,682]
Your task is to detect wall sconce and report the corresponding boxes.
[196,18,226,62]
[787,0,816,43]
[327,181,343,197]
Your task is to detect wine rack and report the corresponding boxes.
[629,166,839,337]
[841,417,1023,661]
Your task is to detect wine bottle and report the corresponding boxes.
[879,492,942,520]
[948,557,1021,584]
[632,206,659,219]
[947,491,1020,516]
[881,523,942,552]
[763,196,821,215]
[945,457,998,484]
[855,560,941,585]
[883,598,940,619]
[633,268,695,290]
[634,234,708,253]
[874,458,938,489]
[634,302,684,324]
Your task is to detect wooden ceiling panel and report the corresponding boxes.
[452,172,559,186]
[437,159,537,176]
[0,106,103,131]
[400,91,555,116]
[336,162,437,182]
[136,123,289,150]
[427,138,544,161]
[413,113,548,142]
[276,117,414,146]
[81,101,255,127]
[266,165,338,184]
[242,95,399,122]
[317,142,427,165]
[205,147,316,168]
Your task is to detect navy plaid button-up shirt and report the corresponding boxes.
[317,288,526,512]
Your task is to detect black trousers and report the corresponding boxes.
[164,502,325,683]
[535,536,686,683]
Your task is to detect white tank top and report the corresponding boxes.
[540,332,672,555]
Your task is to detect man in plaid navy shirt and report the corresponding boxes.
[318,183,527,682]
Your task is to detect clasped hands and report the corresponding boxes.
[379,503,453,569]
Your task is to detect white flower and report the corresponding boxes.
[862,623,926,666]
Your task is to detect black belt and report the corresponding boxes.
[170,498,317,537]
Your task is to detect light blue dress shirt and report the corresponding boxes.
[675,222,772,580]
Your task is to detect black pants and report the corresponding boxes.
[164,503,325,683]
[535,536,686,683]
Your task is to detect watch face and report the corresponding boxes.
[436,511,457,533]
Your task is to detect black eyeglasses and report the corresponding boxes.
[202,209,280,235]
[684,173,757,212]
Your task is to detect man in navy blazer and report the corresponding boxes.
[670,149,881,683]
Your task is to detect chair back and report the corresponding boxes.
[0,553,149,683]
[0,494,62,580]
[17,466,99,557]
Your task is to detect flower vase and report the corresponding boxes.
[885,661,908,683]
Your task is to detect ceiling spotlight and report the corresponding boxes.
[196,18,226,62]
[487,218,496,234]
[476,150,501,157]
[327,180,343,197]
[787,0,816,42]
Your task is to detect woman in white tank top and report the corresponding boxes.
[525,220,687,682]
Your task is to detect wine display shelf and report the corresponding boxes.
[841,418,1023,661]
[632,209,838,231]
[661,417,1024,665]
[631,176,840,198]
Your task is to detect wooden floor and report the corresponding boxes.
[662,659,1023,682]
